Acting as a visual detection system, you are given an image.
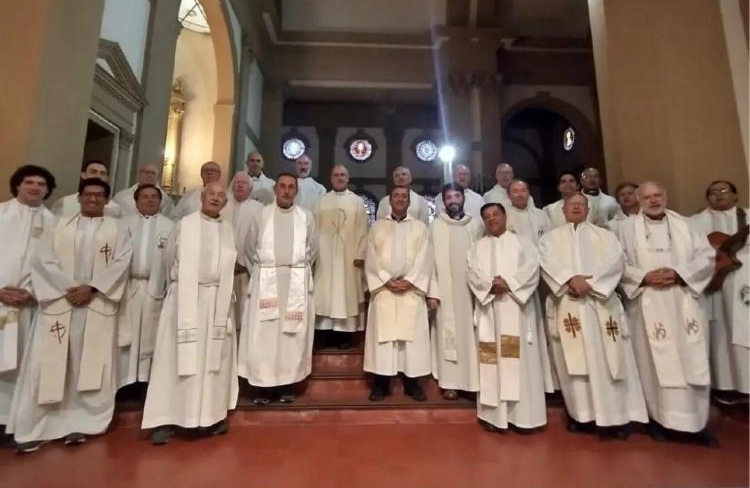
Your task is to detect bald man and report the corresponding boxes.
[618,181,716,446]
[376,166,430,224]
[294,155,326,211]
[245,151,275,205]
[484,163,536,209]
[580,168,618,226]
[113,164,175,218]
[173,162,222,220]
[434,165,485,220]
[142,181,238,445]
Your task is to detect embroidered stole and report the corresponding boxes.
[38,216,122,405]
[475,234,522,406]
[257,205,309,334]
[547,224,626,380]
[634,211,709,388]
[177,213,236,376]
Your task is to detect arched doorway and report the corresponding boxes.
[502,95,603,206]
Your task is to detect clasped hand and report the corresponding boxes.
[643,268,678,288]
[567,275,593,298]
[65,285,96,307]
[385,278,413,293]
[0,286,35,308]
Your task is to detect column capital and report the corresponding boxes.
[446,70,503,95]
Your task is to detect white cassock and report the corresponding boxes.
[483,185,536,209]
[690,207,749,393]
[250,173,275,205]
[364,215,433,377]
[222,197,264,331]
[173,188,202,220]
[117,212,174,387]
[295,177,327,211]
[467,232,549,429]
[434,189,485,220]
[52,193,121,218]
[141,211,238,429]
[7,214,131,443]
[619,210,715,432]
[428,212,484,391]
[112,183,176,219]
[239,204,318,387]
[506,205,551,248]
[376,190,431,225]
[0,199,56,424]
[583,191,619,226]
[540,222,648,426]
[314,190,368,332]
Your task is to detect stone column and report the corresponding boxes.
[259,84,285,176]
[232,41,257,174]
[130,0,182,183]
[315,125,337,185]
[1,0,105,199]
[383,122,405,180]
[589,0,748,211]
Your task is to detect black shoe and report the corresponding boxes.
[694,429,720,448]
[566,417,593,434]
[648,421,668,443]
[209,419,229,436]
[279,393,296,404]
[403,377,426,402]
[150,426,174,445]
[16,440,46,454]
[63,433,86,445]
[602,425,630,440]
[369,384,386,402]
[479,420,501,433]
[253,396,271,405]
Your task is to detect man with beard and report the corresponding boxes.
[294,155,327,211]
[434,165,485,220]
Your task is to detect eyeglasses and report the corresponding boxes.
[81,192,106,199]
[709,188,732,196]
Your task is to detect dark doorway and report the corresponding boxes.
[82,119,116,170]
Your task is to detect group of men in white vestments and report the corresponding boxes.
[1,153,746,453]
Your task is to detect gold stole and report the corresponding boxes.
[38,216,121,405]
[476,234,522,406]
[176,213,236,376]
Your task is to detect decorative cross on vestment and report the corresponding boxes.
[651,322,667,341]
[99,243,113,265]
[49,321,66,344]
[563,313,581,338]
[685,318,700,335]
[605,316,619,342]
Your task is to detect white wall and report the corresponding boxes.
[173,29,218,191]
[100,0,150,81]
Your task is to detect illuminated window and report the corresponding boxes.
[415,139,438,162]
[282,137,306,160]
[563,127,575,151]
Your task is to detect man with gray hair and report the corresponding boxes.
[484,163,535,209]
[173,161,222,220]
[113,164,175,218]
[376,166,430,224]
[434,164,485,220]
[294,155,327,211]
[618,181,717,446]
[505,180,551,248]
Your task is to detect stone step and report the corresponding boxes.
[311,353,364,377]
[301,375,444,399]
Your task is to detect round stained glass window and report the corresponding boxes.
[563,127,575,151]
[349,139,373,162]
[282,137,306,160]
[415,139,438,162]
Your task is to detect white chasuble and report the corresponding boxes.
[620,210,715,432]
[141,213,239,429]
[584,191,619,227]
[7,215,131,443]
[295,177,327,211]
[238,205,318,387]
[540,223,647,426]
[428,213,483,391]
[117,213,174,387]
[467,232,548,429]
[0,199,55,423]
[690,207,749,393]
[506,205,551,248]
[363,216,433,377]
[313,190,367,332]
[172,188,202,220]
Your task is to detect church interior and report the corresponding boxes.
[1,1,749,487]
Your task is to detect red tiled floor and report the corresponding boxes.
[1,407,747,488]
